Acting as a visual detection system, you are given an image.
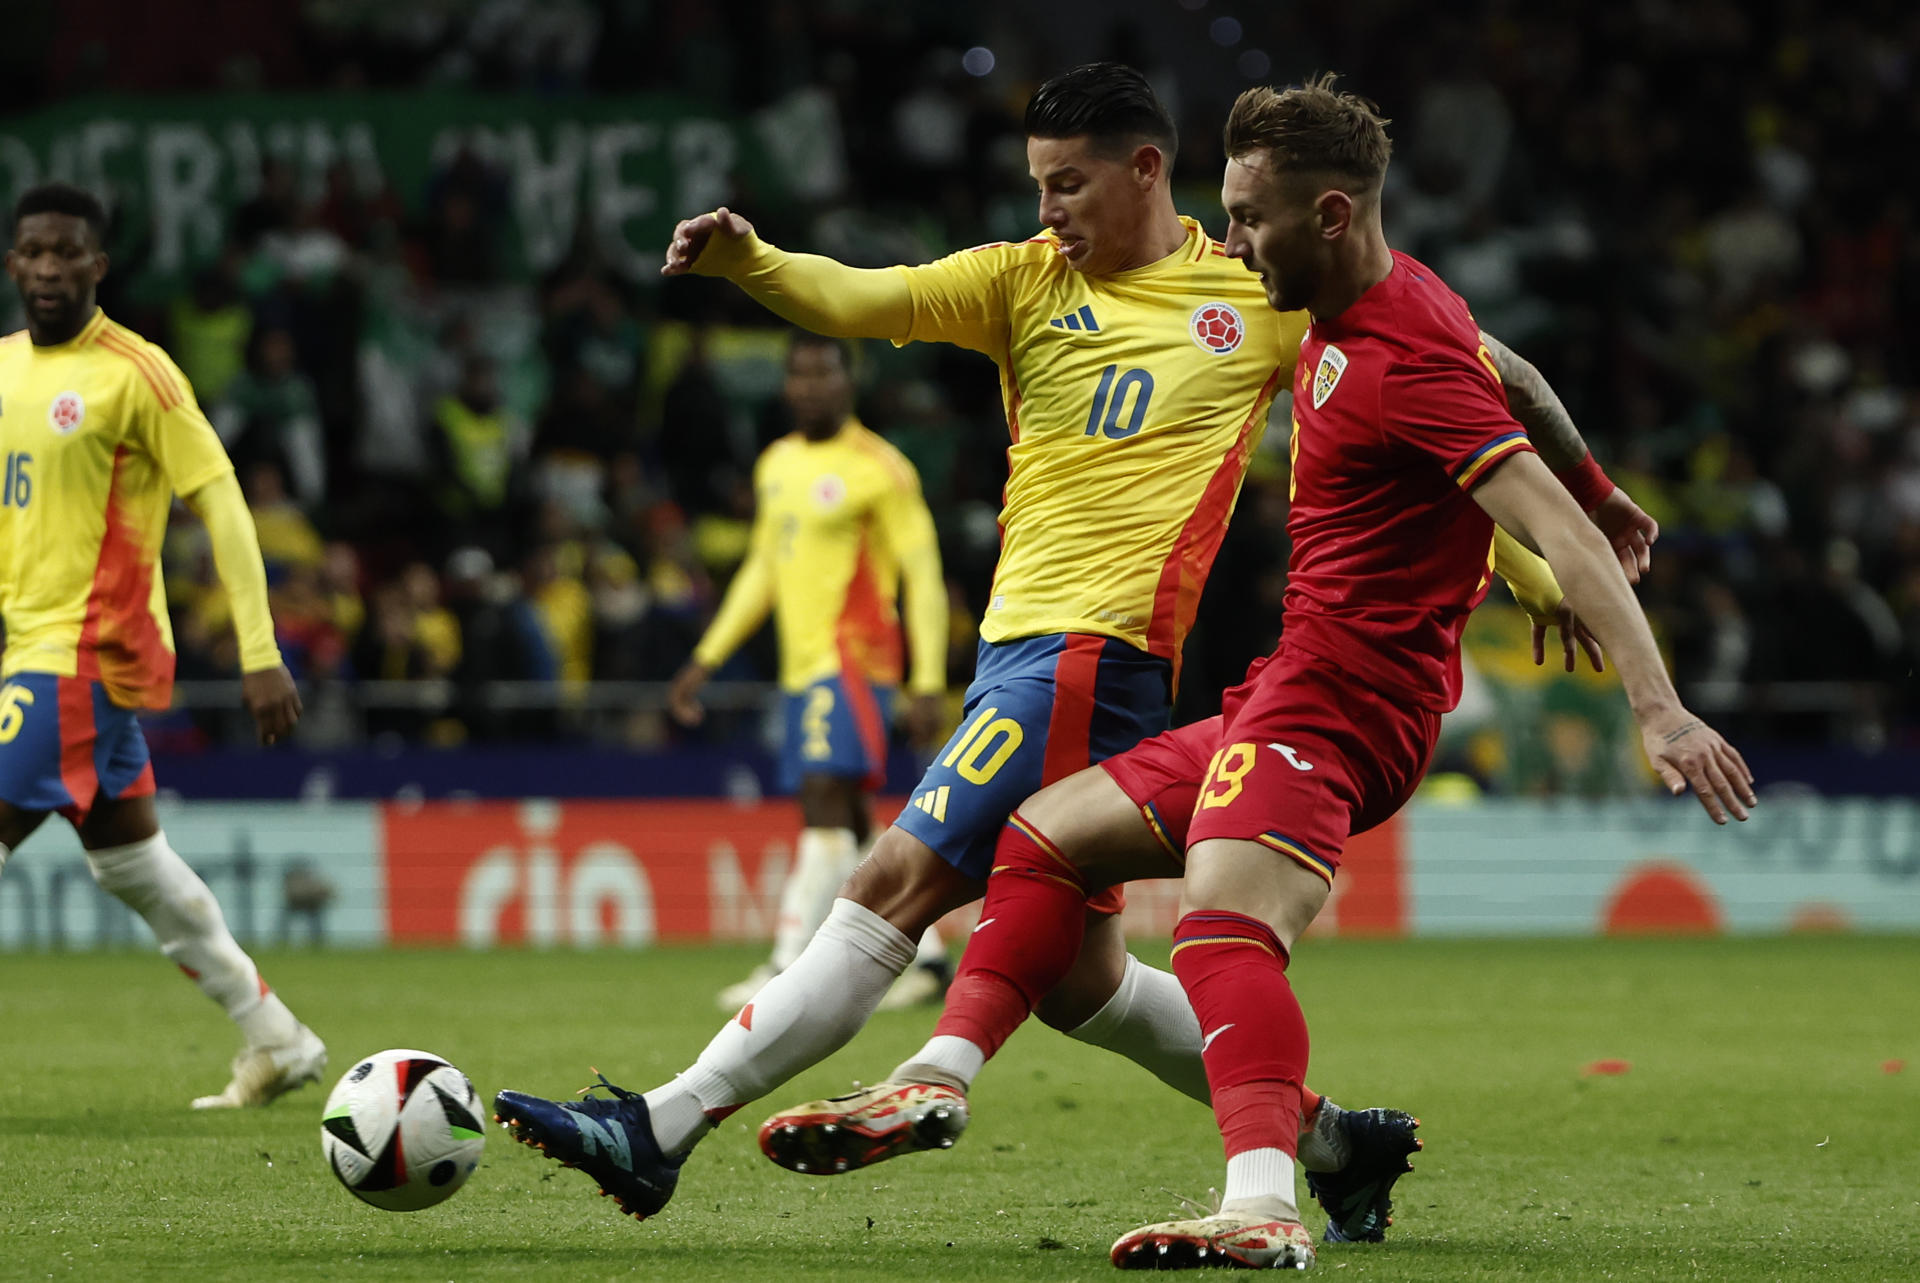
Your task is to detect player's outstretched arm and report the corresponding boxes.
[661,206,914,342]
[183,472,302,745]
[1481,330,1658,582]
[1471,453,1754,823]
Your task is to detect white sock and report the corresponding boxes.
[1297,1099,1350,1172]
[1063,955,1338,1169]
[913,924,947,969]
[769,828,860,971]
[1067,954,1210,1104]
[87,832,303,1049]
[895,1034,985,1090]
[1222,1147,1299,1220]
[643,897,917,1158]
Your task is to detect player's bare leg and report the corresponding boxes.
[1112,840,1328,1270]
[44,794,325,1107]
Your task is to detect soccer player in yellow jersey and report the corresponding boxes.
[0,184,323,1109]
[493,64,1649,1227]
[667,333,952,1011]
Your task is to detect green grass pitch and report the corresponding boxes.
[3,936,1916,1281]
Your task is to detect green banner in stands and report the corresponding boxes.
[0,92,799,284]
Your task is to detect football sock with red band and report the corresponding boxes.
[930,813,1090,1062]
[1171,909,1308,1161]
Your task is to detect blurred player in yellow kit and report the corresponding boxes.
[668,333,952,1012]
[0,183,323,1108]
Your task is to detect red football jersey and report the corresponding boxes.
[1280,250,1536,712]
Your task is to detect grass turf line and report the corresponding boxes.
[1,936,1915,1280]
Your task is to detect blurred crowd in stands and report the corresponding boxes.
[5,1,1916,757]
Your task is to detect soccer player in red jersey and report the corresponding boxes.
[1104,77,1753,1269]
[764,78,1749,1270]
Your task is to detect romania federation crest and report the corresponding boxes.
[1310,345,1348,409]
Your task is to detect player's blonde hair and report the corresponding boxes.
[1223,74,1392,192]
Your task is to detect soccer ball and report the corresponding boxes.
[320,1049,486,1211]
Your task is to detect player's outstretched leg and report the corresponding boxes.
[85,831,326,1108]
[494,1072,684,1220]
[1305,1107,1422,1243]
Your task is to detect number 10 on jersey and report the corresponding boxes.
[1084,366,1154,440]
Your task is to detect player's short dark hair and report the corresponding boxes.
[1025,62,1178,166]
[12,182,108,245]
[1224,74,1392,192]
[786,330,852,373]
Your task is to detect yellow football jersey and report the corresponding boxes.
[0,311,234,708]
[894,217,1304,678]
[694,419,946,694]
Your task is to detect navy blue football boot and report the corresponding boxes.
[494,1072,682,1220]
[1306,1106,1422,1243]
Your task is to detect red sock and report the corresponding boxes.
[1300,1086,1324,1125]
[1171,910,1308,1161]
[933,813,1090,1059]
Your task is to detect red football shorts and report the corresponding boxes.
[1100,643,1440,882]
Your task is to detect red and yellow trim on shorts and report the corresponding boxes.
[1256,831,1336,885]
[1138,799,1182,863]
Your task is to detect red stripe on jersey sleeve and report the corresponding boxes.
[1144,366,1285,684]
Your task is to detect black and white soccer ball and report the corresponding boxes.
[320,1048,485,1211]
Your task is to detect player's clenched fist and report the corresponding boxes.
[1640,708,1756,826]
[661,206,757,277]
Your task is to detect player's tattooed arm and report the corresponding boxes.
[1479,331,1587,473]
[1482,331,1657,582]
